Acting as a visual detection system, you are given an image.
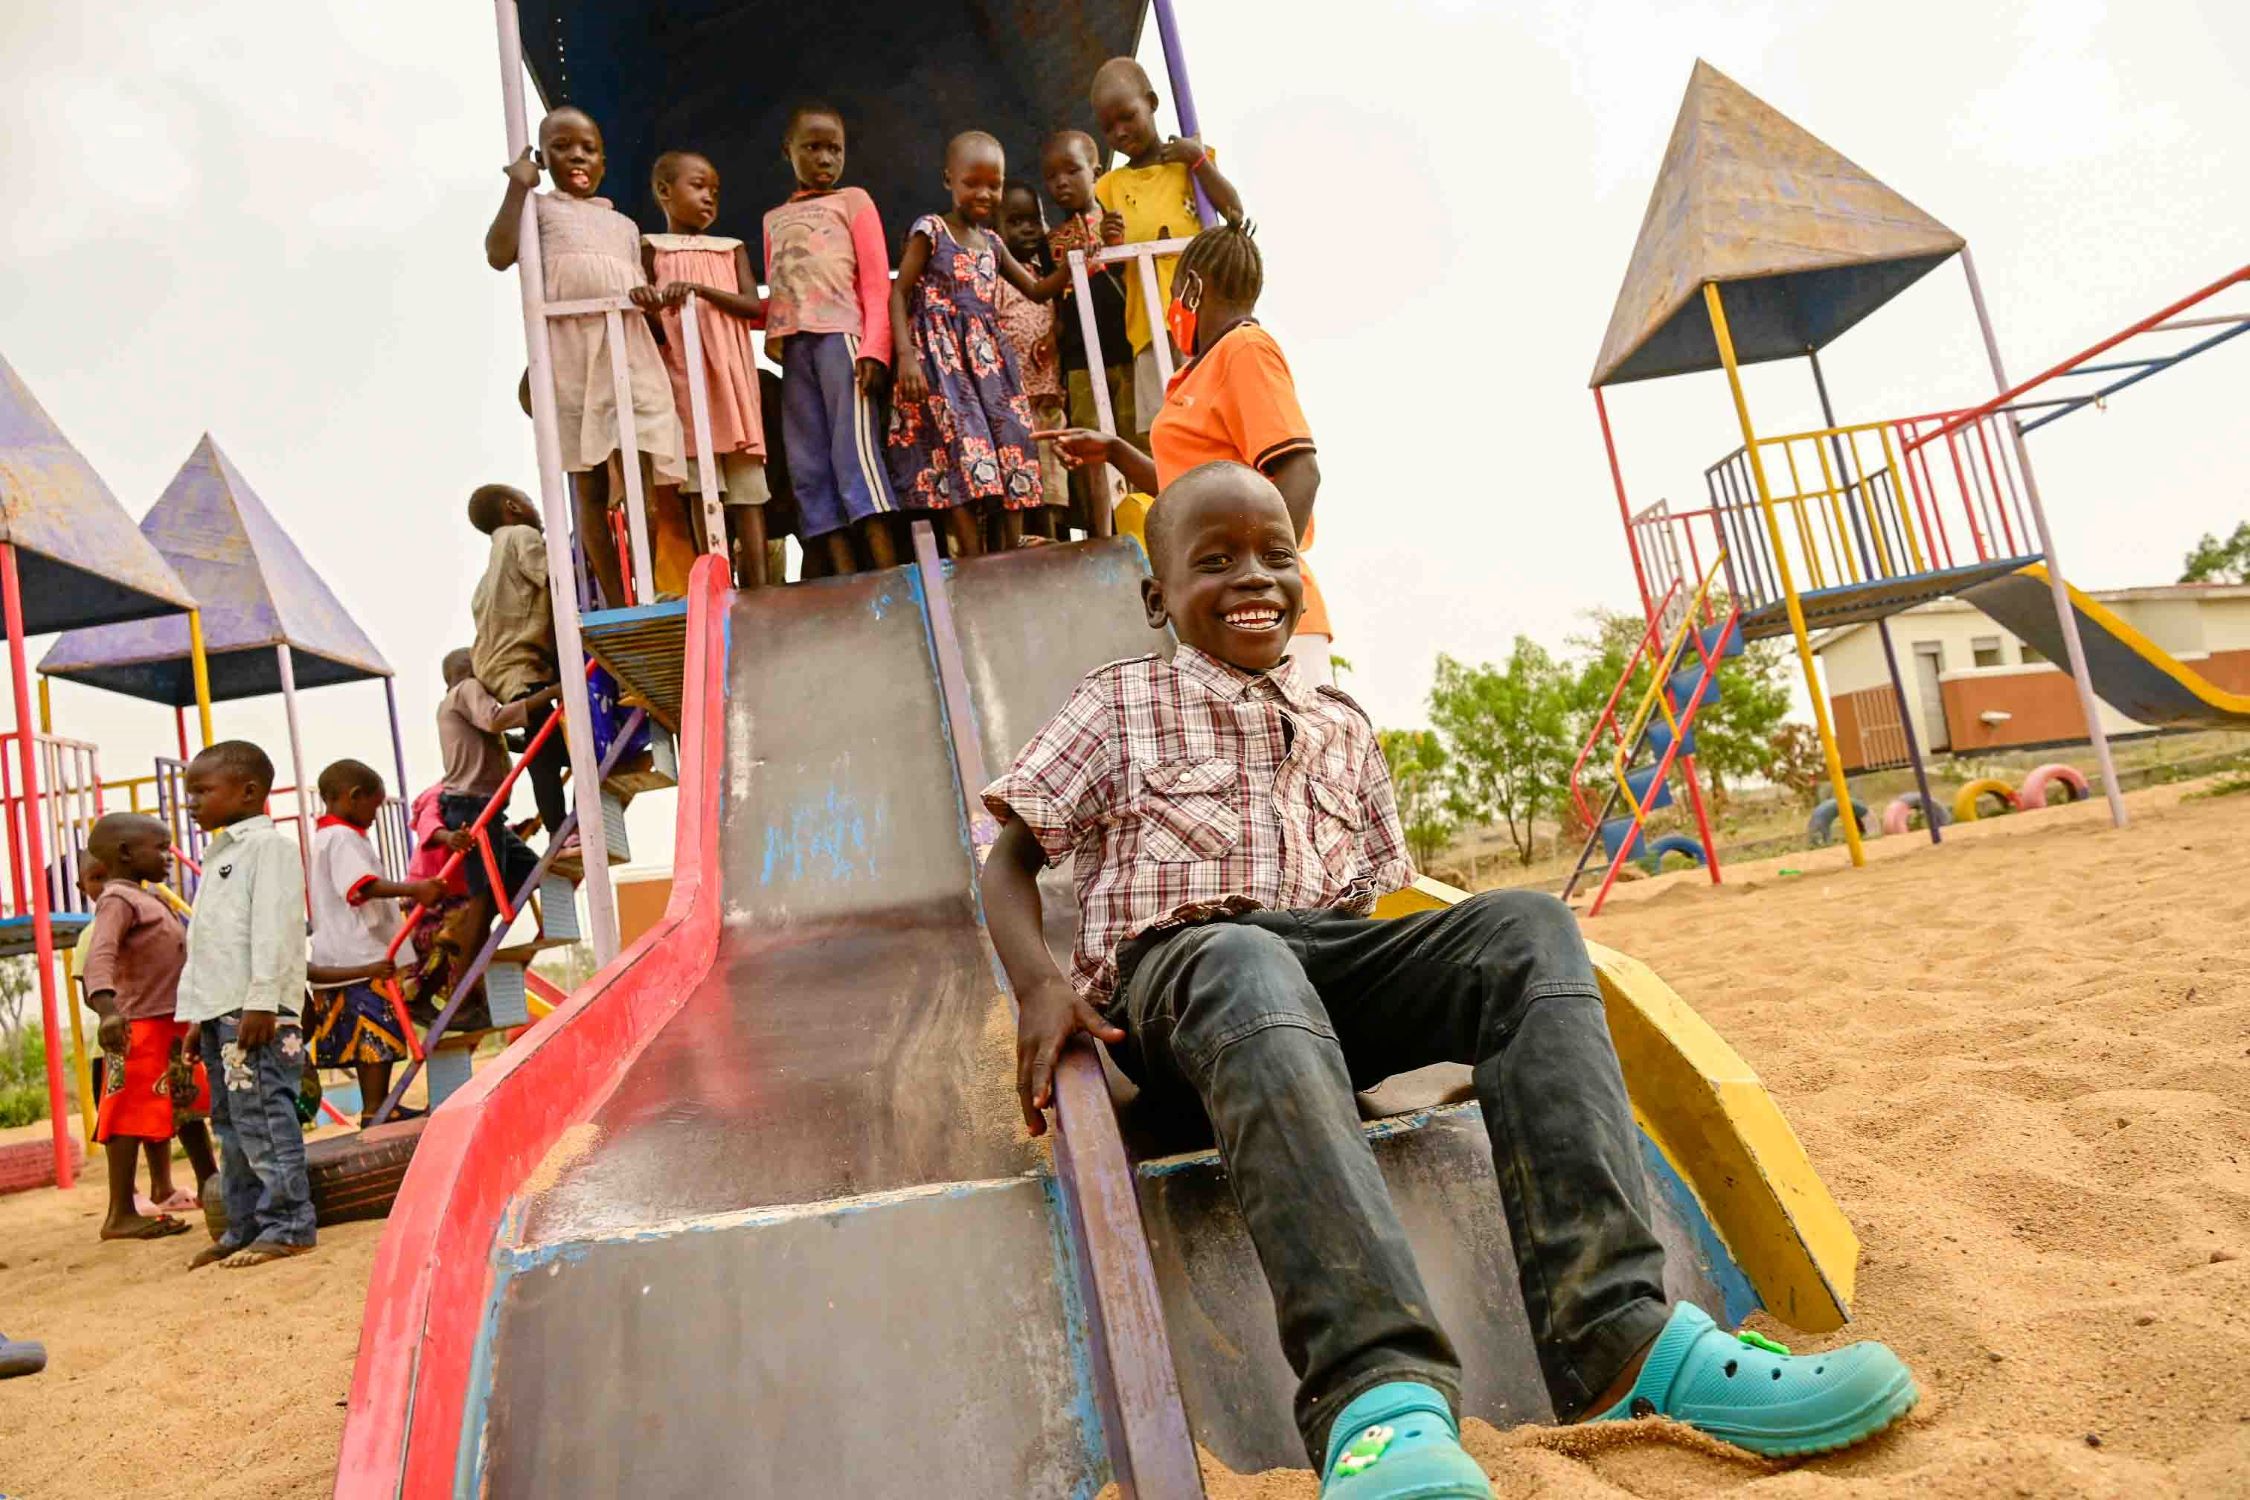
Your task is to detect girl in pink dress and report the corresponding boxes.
[645,150,775,588]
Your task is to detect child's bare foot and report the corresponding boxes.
[101,1212,191,1241]
[188,1242,234,1269]
[220,1243,314,1269]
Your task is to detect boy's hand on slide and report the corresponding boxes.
[503,149,541,190]
[1014,978,1125,1136]
[235,1011,277,1050]
[1099,210,1127,247]
[1031,428,1109,468]
[894,361,930,407]
[854,357,888,395]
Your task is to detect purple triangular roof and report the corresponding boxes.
[39,435,392,705]
[0,352,197,635]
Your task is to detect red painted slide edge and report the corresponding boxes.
[334,555,730,1497]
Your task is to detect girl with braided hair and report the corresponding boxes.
[1039,220,1338,683]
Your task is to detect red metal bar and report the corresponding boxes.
[1567,582,1679,829]
[174,706,189,762]
[1923,261,2250,443]
[1675,751,1723,885]
[1595,388,1656,625]
[3,547,72,1190]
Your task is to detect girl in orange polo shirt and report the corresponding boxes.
[1040,223,1336,683]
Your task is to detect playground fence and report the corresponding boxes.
[0,731,102,923]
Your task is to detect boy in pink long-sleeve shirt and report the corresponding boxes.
[763,101,900,575]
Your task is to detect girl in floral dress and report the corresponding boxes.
[886,131,1069,556]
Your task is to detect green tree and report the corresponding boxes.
[1428,642,1575,866]
[1566,607,1794,806]
[2181,521,2250,585]
[1377,728,1458,868]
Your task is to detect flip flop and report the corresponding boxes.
[1589,1303,1917,1458]
[102,1215,192,1241]
[0,1334,45,1379]
[1321,1382,1492,1498]
[155,1189,200,1214]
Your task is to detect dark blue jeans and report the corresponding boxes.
[1109,890,1670,1461]
[200,1013,317,1250]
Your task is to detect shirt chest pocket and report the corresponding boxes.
[1136,758,1242,863]
[1308,778,1363,880]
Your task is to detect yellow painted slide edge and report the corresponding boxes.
[2020,563,2250,716]
[1374,876,1858,1333]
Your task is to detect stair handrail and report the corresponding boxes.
[1566,578,1682,830]
[1609,558,1728,824]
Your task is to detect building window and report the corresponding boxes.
[1972,636,2006,668]
[2019,643,2044,664]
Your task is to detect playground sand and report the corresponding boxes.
[5,779,2249,1497]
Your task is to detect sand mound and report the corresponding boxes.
[5,780,2248,1496]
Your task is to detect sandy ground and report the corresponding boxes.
[7,780,2250,1497]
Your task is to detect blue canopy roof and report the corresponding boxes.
[518,0,1147,257]
[0,352,198,637]
[39,435,392,706]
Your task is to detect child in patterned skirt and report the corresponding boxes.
[306,761,444,1127]
[886,132,1070,557]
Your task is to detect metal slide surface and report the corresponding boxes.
[947,541,1748,1472]
[1964,564,2250,729]
[474,567,1104,1498]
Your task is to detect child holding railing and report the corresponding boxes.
[995,179,1067,540]
[434,648,561,912]
[762,103,899,576]
[1087,57,1244,435]
[645,150,773,588]
[485,106,699,605]
[1044,128,1133,531]
[305,761,442,1128]
[887,132,1071,557]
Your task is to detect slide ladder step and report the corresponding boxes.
[484,960,531,1030]
[1599,816,1647,862]
[1699,619,1744,661]
[1668,664,1723,714]
[537,872,580,942]
[1623,763,1674,812]
[423,1046,474,1107]
[1645,720,1695,761]
[600,790,630,863]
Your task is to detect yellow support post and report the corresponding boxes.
[36,675,51,733]
[1705,283,1865,866]
[1875,424,1929,573]
[187,610,215,748]
[63,948,96,1141]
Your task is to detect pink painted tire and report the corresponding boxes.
[2018,762,2090,809]
[1881,792,1952,835]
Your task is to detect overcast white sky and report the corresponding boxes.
[2,0,2244,861]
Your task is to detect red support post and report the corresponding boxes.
[1595,388,1656,626]
[3,546,72,1190]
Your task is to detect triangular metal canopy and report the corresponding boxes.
[0,352,198,637]
[41,435,392,706]
[1591,61,1965,387]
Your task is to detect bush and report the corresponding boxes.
[0,1024,49,1127]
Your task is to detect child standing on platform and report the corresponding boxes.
[1045,129,1134,535]
[646,150,774,589]
[1088,57,1244,435]
[887,132,1070,557]
[306,760,443,1129]
[996,179,1068,540]
[486,106,699,606]
[83,817,217,1241]
[763,103,899,576]
[175,742,315,1270]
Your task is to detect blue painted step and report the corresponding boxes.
[1699,619,1744,660]
[1645,719,1695,761]
[1599,816,1646,863]
[1668,664,1723,713]
[1623,763,1674,812]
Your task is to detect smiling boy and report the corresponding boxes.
[979,462,1916,1497]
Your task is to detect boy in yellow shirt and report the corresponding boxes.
[1089,56,1244,436]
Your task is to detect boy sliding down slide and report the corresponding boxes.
[979,461,1917,1497]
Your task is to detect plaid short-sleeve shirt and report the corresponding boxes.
[981,646,1415,1000]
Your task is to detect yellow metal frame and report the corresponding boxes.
[1609,552,1726,823]
[1705,282,1866,865]
[1373,876,1857,1331]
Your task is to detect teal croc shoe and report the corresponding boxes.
[1321,1382,1493,1499]
[1589,1303,1917,1457]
